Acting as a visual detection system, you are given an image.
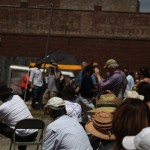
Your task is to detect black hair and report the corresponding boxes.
[48,107,67,120]
[84,65,94,75]
[137,82,150,102]
[140,67,150,78]
[62,85,76,100]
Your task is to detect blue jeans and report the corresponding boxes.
[32,85,43,109]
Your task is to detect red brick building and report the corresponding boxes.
[0,0,149,72]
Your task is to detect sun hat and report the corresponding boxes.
[45,97,65,110]
[122,127,150,150]
[0,82,13,96]
[125,90,144,101]
[85,112,115,140]
[104,59,119,68]
[88,107,116,114]
[96,93,119,107]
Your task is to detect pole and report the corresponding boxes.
[42,3,54,90]
[45,3,54,58]
[43,3,54,74]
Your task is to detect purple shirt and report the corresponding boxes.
[99,71,123,96]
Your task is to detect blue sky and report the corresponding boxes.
[140,0,150,12]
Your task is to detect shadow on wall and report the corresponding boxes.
[0,49,81,83]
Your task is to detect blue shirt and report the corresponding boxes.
[43,115,92,150]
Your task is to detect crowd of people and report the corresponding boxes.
[0,58,150,150]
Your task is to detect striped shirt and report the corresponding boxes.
[43,115,93,150]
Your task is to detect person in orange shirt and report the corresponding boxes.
[20,73,31,101]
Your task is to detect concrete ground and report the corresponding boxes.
[0,134,40,150]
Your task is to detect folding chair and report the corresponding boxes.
[9,118,45,150]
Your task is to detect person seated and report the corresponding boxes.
[43,97,92,150]
[137,81,150,108]
[85,111,115,150]
[61,85,82,122]
[112,95,150,150]
[0,81,38,150]
[139,67,150,83]
[96,93,119,108]
[122,127,150,150]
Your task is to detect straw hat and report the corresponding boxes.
[96,93,119,107]
[85,112,115,140]
[88,107,116,114]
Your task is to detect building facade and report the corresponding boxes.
[0,0,149,80]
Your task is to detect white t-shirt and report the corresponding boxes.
[29,68,43,87]
[65,100,82,122]
[0,95,37,136]
[124,75,135,97]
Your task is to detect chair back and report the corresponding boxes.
[10,118,45,150]
[15,118,45,130]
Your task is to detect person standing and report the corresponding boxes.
[0,82,38,150]
[79,65,97,122]
[42,62,63,105]
[75,61,88,94]
[123,67,135,97]
[29,62,43,109]
[96,59,123,97]
[20,73,31,101]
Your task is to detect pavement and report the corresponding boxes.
[0,134,42,149]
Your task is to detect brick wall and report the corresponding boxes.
[0,0,139,12]
[0,8,150,39]
[0,7,149,72]
[0,34,150,72]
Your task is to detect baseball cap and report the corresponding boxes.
[45,97,65,110]
[122,127,150,150]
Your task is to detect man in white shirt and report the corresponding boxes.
[29,62,43,109]
[0,82,37,150]
[43,97,92,150]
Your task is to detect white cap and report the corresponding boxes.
[125,91,144,101]
[45,97,65,110]
[122,127,150,150]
